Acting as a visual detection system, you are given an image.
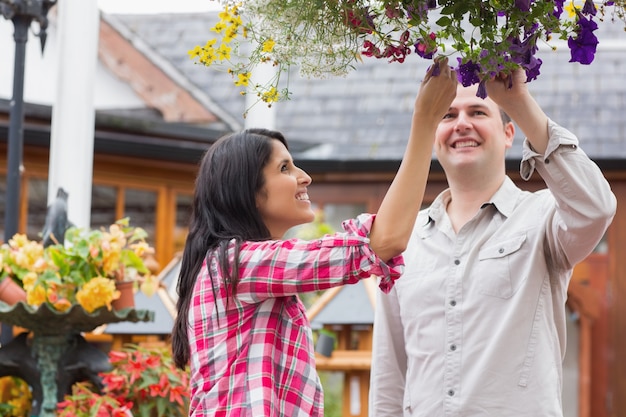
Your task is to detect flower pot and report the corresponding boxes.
[112,281,135,311]
[0,278,27,306]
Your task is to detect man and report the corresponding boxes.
[369,69,616,416]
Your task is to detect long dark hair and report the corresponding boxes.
[172,128,288,369]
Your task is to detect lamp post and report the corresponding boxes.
[0,0,56,346]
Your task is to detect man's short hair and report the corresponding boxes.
[500,109,512,125]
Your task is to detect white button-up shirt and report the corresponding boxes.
[370,120,616,417]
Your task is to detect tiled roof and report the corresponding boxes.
[309,282,375,328]
[111,12,626,161]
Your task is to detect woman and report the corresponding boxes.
[172,58,457,416]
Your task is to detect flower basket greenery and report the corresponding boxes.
[0,218,158,313]
[56,344,190,417]
[189,0,626,109]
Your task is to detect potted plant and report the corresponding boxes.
[56,344,190,417]
[0,234,41,306]
[0,218,159,313]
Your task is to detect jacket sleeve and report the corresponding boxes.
[369,283,408,416]
[520,119,617,270]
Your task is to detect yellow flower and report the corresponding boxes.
[262,38,275,53]
[261,87,279,103]
[223,26,238,43]
[102,249,121,277]
[217,44,232,61]
[130,241,154,257]
[218,7,232,21]
[8,234,28,248]
[107,223,127,247]
[76,277,120,313]
[188,45,203,59]
[211,21,226,34]
[564,1,579,18]
[21,271,37,290]
[234,72,251,87]
[229,15,243,28]
[26,285,47,307]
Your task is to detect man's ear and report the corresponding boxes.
[504,122,515,149]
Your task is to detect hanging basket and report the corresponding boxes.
[112,281,136,311]
[0,278,27,306]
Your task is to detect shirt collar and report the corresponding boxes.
[485,176,520,218]
[425,176,520,225]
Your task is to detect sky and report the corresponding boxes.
[97,0,221,14]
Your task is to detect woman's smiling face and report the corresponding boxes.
[256,139,315,239]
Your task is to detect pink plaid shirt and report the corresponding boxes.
[187,214,403,416]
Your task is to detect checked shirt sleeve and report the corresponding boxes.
[233,213,404,303]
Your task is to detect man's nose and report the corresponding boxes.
[454,113,471,131]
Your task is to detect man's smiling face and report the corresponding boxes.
[434,84,514,175]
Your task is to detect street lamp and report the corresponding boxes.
[1,0,56,345]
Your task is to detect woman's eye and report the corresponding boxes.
[281,164,289,172]
[442,113,455,119]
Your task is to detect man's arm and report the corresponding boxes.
[487,68,616,268]
[524,120,616,268]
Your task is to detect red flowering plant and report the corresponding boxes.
[57,344,190,417]
[190,0,626,108]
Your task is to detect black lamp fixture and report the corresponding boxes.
[1,0,57,346]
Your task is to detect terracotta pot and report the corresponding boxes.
[112,280,135,311]
[0,278,27,306]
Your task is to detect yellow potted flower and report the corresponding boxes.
[0,218,158,314]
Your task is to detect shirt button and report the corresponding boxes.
[450,344,457,351]
[454,259,460,265]
[450,300,457,307]
[448,389,455,396]
[545,158,550,164]
[498,247,504,254]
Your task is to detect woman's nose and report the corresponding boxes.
[298,168,312,185]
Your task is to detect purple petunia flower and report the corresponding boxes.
[414,33,437,59]
[552,0,565,19]
[568,15,599,65]
[515,0,532,12]
[476,80,488,99]
[525,57,543,81]
[507,33,543,81]
[455,58,481,87]
[582,0,597,16]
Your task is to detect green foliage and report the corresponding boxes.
[319,371,343,417]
